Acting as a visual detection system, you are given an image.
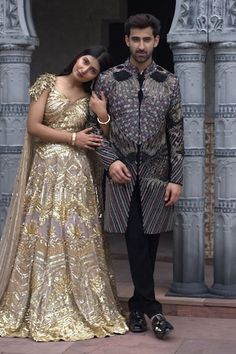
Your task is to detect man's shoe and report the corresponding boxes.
[151,314,174,339]
[128,310,147,333]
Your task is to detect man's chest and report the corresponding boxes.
[107,78,171,115]
[106,80,171,126]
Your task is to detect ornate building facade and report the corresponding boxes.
[168,0,236,297]
[0,0,236,297]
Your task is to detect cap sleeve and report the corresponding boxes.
[29,73,56,101]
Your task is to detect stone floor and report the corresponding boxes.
[1,233,236,354]
[1,316,236,354]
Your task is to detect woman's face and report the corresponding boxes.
[72,55,100,82]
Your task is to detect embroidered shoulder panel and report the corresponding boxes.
[29,73,56,101]
[150,71,168,82]
[113,70,132,82]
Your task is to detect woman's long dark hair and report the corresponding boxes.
[58,45,113,93]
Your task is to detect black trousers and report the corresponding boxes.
[125,180,162,318]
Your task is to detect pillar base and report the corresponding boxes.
[209,283,236,298]
[167,281,209,297]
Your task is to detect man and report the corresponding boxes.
[90,13,184,339]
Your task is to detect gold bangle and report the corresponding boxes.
[97,114,110,125]
[71,132,76,146]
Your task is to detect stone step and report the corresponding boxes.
[110,234,236,320]
[119,287,236,319]
[112,256,236,320]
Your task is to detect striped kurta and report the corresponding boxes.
[91,60,184,234]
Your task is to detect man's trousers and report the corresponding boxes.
[125,180,162,318]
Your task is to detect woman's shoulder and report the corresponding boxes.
[29,73,56,101]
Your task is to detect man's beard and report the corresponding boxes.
[132,51,151,63]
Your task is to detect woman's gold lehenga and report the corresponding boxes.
[0,74,128,341]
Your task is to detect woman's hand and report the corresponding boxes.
[75,127,103,150]
[89,91,108,120]
[89,91,110,137]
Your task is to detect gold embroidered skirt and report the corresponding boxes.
[0,143,128,341]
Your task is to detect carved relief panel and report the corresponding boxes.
[0,65,29,103]
[0,0,20,34]
[0,0,38,44]
[0,154,19,193]
[169,0,236,42]
[225,0,236,28]
[215,63,236,106]
[184,117,205,148]
[182,158,205,197]
[168,0,208,42]
[176,64,206,104]
[215,160,236,199]
[215,115,236,148]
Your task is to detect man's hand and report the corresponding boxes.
[165,182,182,207]
[109,160,131,184]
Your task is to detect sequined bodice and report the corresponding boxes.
[44,87,89,132]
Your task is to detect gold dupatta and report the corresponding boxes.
[0,132,33,301]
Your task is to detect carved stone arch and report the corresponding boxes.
[19,0,38,37]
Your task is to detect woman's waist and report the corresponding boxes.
[34,141,86,156]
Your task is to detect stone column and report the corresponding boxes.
[167,0,208,296]
[167,43,208,296]
[209,42,236,297]
[206,0,236,297]
[0,0,38,234]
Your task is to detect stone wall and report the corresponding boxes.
[30,0,127,82]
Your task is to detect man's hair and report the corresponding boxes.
[124,13,161,37]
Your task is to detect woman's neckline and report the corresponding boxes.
[54,75,89,103]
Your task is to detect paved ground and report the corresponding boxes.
[1,315,236,353]
[1,233,236,353]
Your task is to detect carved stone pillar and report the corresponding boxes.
[209,42,236,297]
[206,0,236,297]
[168,43,208,296]
[0,0,38,234]
[167,0,208,296]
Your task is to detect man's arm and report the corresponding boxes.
[166,76,184,185]
[165,77,184,206]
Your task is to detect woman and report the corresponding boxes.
[0,45,128,341]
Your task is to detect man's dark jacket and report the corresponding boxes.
[92,59,184,234]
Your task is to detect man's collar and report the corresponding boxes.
[124,59,157,75]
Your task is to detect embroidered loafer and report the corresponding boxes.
[151,314,174,339]
[128,310,147,332]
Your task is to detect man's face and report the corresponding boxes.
[125,27,159,66]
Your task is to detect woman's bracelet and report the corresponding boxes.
[97,114,110,125]
[71,132,76,146]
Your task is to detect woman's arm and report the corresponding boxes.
[89,91,110,137]
[27,88,72,144]
[27,89,103,149]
